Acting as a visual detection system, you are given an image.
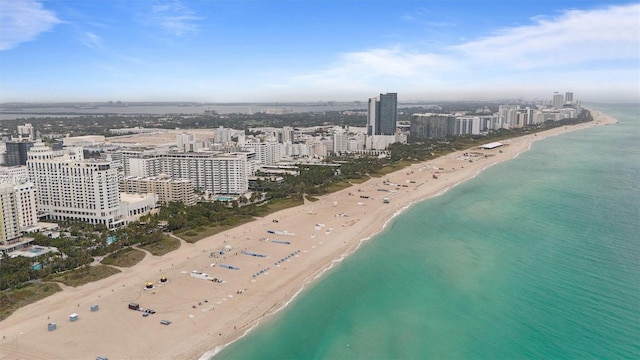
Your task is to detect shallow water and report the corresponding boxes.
[214,103,640,359]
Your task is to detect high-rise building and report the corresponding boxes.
[176,133,197,152]
[244,142,281,166]
[27,142,122,228]
[120,151,249,195]
[333,132,348,154]
[5,140,35,166]
[17,124,36,140]
[367,93,398,135]
[0,183,21,245]
[213,126,232,144]
[0,177,36,244]
[378,93,398,135]
[553,92,564,109]
[410,113,456,139]
[565,92,574,104]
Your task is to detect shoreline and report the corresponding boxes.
[0,110,616,360]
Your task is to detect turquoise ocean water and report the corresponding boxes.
[214,103,639,359]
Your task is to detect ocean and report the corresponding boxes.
[214,103,639,359]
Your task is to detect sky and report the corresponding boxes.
[0,0,638,103]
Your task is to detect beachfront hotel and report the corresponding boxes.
[26,141,123,228]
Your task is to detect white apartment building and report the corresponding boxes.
[27,142,122,228]
[14,181,38,229]
[119,151,249,195]
[333,132,349,154]
[120,175,196,205]
[283,143,311,157]
[17,123,36,140]
[453,117,482,135]
[276,126,295,143]
[553,93,564,109]
[0,170,40,244]
[176,133,199,152]
[0,184,22,244]
[129,156,163,177]
[214,126,232,144]
[498,105,520,129]
[244,142,282,166]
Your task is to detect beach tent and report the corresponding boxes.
[48,323,57,331]
[69,313,78,321]
[91,304,99,312]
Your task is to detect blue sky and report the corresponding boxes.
[1,0,638,103]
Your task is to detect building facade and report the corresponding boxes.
[120,175,196,205]
[118,151,249,195]
[5,141,35,166]
[0,184,22,244]
[367,93,398,136]
[27,142,122,228]
[410,113,456,139]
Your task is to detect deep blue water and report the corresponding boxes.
[215,103,640,359]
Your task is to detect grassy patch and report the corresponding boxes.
[139,235,181,256]
[101,248,146,267]
[47,265,121,287]
[325,180,353,193]
[347,177,370,184]
[257,198,304,216]
[305,195,319,202]
[176,216,256,243]
[378,162,410,176]
[0,282,62,322]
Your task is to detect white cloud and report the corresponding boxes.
[82,32,102,49]
[286,3,640,100]
[150,1,202,36]
[0,0,61,51]
[453,4,640,69]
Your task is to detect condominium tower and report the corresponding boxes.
[367,92,398,136]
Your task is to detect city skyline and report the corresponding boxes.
[1,0,638,103]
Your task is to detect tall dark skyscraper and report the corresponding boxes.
[367,92,397,136]
[5,141,34,166]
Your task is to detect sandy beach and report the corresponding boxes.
[0,111,616,360]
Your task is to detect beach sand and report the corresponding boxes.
[0,111,616,360]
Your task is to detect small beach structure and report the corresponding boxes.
[48,322,57,331]
[219,264,240,270]
[145,281,154,289]
[478,141,504,149]
[242,250,267,258]
[190,270,213,280]
[128,303,140,311]
[160,276,168,283]
[69,313,79,322]
[271,240,291,245]
[90,304,99,312]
